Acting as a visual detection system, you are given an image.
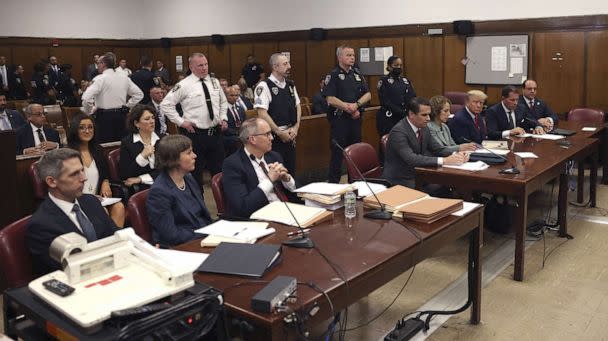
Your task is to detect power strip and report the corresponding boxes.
[384,317,425,341]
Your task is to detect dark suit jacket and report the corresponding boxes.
[517,96,558,125]
[48,66,61,88]
[8,74,28,100]
[131,68,156,104]
[146,172,211,246]
[155,68,171,85]
[85,63,98,81]
[15,125,61,155]
[485,102,534,140]
[26,194,117,275]
[312,92,329,114]
[1,109,27,130]
[225,105,246,136]
[240,95,253,110]
[119,134,161,180]
[382,119,452,188]
[222,148,288,218]
[448,107,487,144]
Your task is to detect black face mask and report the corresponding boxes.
[390,68,402,77]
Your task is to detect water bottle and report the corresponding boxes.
[344,190,357,220]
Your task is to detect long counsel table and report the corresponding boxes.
[177,203,483,340]
[415,121,601,281]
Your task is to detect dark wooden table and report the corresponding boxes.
[177,203,483,340]
[416,121,600,282]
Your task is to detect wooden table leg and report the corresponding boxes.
[513,194,528,281]
[577,160,585,203]
[601,129,608,185]
[469,220,482,324]
[558,172,569,237]
[591,151,598,208]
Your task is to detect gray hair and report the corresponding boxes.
[238,118,263,144]
[24,103,43,116]
[336,45,353,58]
[269,53,285,67]
[37,148,82,181]
[188,52,206,64]
[99,52,116,69]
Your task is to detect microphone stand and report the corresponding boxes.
[464,137,520,174]
[331,139,392,219]
[250,154,314,248]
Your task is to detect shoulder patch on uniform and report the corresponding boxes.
[255,86,264,96]
[172,84,181,92]
[324,74,331,85]
[377,80,382,89]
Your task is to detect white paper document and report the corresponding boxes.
[294,182,353,195]
[514,152,538,159]
[582,127,597,132]
[352,181,387,198]
[360,48,370,62]
[100,197,121,207]
[510,57,523,74]
[472,149,510,155]
[451,202,481,217]
[195,220,272,240]
[443,161,489,171]
[374,48,385,62]
[519,133,564,140]
[491,46,507,71]
[152,248,208,272]
[250,202,327,227]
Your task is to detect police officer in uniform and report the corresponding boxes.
[131,56,160,104]
[81,52,144,143]
[31,61,55,105]
[160,52,229,187]
[254,53,301,176]
[241,54,265,89]
[323,45,371,183]
[56,64,78,106]
[8,64,29,100]
[377,55,416,136]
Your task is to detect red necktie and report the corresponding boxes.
[259,161,289,202]
[417,129,423,147]
[474,114,480,130]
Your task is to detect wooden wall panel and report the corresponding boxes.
[229,43,253,83]
[170,46,189,81]
[208,44,230,81]
[533,31,585,113]
[13,46,49,82]
[188,44,209,57]
[485,85,503,106]
[253,41,279,71]
[278,41,307,98]
[81,47,103,79]
[49,47,83,82]
[0,47,12,65]
[368,37,404,106]
[112,47,140,72]
[403,36,443,99]
[306,40,336,100]
[586,31,608,111]
[443,35,475,94]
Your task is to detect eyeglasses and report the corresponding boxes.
[79,125,94,132]
[30,112,46,117]
[252,130,273,138]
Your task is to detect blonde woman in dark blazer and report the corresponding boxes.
[428,96,476,153]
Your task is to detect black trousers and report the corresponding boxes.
[182,128,225,187]
[95,108,129,143]
[272,138,296,177]
[328,117,361,183]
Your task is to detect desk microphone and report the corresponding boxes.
[463,137,520,174]
[331,139,392,220]
[250,154,314,249]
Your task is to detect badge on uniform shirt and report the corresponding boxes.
[71,78,76,85]
[354,74,361,82]
[30,81,37,88]
[338,74,345,80]
[43,79,49,86]
[252,65,257,71]
[271,87,279,95]
[387,78,394,84]
[324,74,331,85]
[16,78,21,84]
[403,78,409,84]
[212,78,219,90]
[172,83,180,92]
[256,86,263,96]
[377,80,383,89]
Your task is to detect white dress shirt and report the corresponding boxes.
[500,102,517,138]
[0,65,8,87]
[151,100,167,134]
[30,123,47,147]
[115,66,132,77]
[133,132,160,184]
[48,192,88,233]
[0,110,12,130]
[160,74,228,129]
[81,69,143,114]
[83,159,100,195]
[243,147,296,203]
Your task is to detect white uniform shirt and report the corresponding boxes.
[243,147,296,202]
[81,69,143,114]
[160,74,227,129]
[253,74,300,111]
[115,66,132,77]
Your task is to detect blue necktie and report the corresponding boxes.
[72,203,97,242]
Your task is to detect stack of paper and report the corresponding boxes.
[394,198,464,223]
[443,161,490,171]
[294,182,354,208]
[353,181,387,198]
[194,220,275,247]
[250,201,333,227]
[363,185,428,212]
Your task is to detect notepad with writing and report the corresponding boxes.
[363,185,428,212]
[197,242,282,278]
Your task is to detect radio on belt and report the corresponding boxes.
[251,275,297,313]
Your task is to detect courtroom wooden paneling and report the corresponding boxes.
[0,47,13,65]
[443,35,476,93]
[13,46,50,83]
[50,47,83,82]
[533,31,585,113]
[81,47,103,79]
[404,36,443,99]
[187,44,209,58]
[253,41,279,76]
[485,85,504,105]
[306,40,336,100]
[151,47,171,81]
[112,47,141,73]
[229,43,253,84]
[208,44,230,82]
[278,41,307,95]
[169,46,189,81]
[586,31,608,111]
[368,37,404,106]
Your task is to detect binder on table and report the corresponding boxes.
[197,242,282,278]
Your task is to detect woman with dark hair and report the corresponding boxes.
[67,113,125,227]
[376,55,416,136]
[428,95,476,152]
[119,104,161,190]
[146,135,212,246]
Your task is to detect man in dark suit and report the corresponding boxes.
[222,117,296,218]
[518,79,558,132]
[15,103,60,155]
[223,85,246,155]
[383,97,467,189]
[85,54,99,81]
[47,56,62,89]
[132,56,159,104]
[312,76,329,115]
[26,148,117,275]
[155,60,171,86]
[448,90,489,144]
[147,86,168,135]
[486,85,538,140]
[8,64,29,100]
[0,93,26,131]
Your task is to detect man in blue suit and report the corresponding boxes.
[485,85,539,140]
[15,103,61,155]
[223,85,247,156]
[448,90,489,144]
[26,149,117,275]
[518,79,558,132]
[222,117,296,218]
[0,93,26,131]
